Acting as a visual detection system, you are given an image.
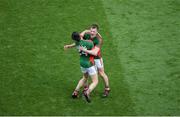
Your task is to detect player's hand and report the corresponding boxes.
[64,45,69,50]
[79,46,87,51]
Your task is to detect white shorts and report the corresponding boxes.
[94,58,104,69]
[80,66,97,76]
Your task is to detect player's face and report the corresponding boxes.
[90,28,98,38]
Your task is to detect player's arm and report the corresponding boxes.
[64,43,76,50]
[80,46,100,56]
[97,32,102,38]
[80,30,90,38]
[96,33,103,47]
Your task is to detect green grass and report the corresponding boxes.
[102,0,180,115]
[0,0,179,115]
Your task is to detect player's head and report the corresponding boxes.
[91,24,99,30]
[90,24,99,37]
[71,32,80,42]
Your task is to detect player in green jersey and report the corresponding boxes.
[69,32,98,102]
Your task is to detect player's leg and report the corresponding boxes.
[82,74,89,92]
[95,58,110,97]
[83,66,98,102]
[74,74,88,91]
[72,76,88,98]
[98,67,109,88]
[86,73,98,95]
[72,68,88,98]
[98,67,111,97]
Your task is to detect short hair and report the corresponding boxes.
[91,24,99,30]
[71,32,80,41]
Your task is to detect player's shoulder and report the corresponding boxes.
[96,34,103,41]
[81,40,94,48]
[95,34,103,45]
[83,33,91,40]
[94,37,101,42]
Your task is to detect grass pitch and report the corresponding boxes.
[0,0,179,115]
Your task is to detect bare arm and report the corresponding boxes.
[80,46,100,56]
[80,30,90,38]
[96,33,103,47]
[64,43,76,50]
[97,32,102,38]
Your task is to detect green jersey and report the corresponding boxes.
[75,40,94,68]
[83,34,102,59]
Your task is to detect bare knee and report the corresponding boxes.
[94,78,98,85]
[91,75,98,85]
[98,69,105,77]
[80,77,87,83]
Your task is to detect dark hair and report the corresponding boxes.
[71,32,80,41]
[91,24,99,30]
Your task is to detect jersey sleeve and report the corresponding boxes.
[93,38,100,47]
